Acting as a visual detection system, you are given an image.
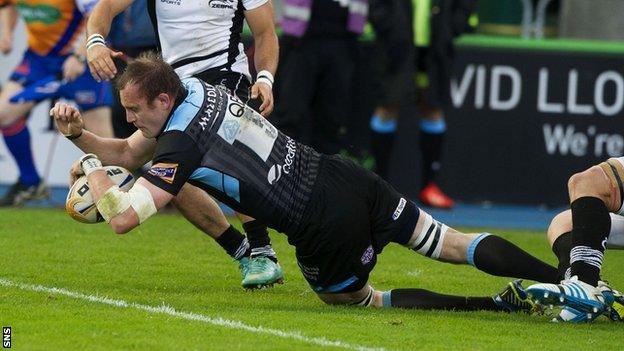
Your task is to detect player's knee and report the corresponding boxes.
[547,210,572,246]
[567,166,607,201]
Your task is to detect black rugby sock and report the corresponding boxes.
[472,235,559,283]
[243,220,277,262]
[215,225,250,260]
[552,231,573,281]
[387,289,499,311]
[569,197,611,286]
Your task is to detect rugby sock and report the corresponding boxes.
[243,220,277,262]
[569,197,611,286]
[469,233,559,283]
[552,231,573,280]
[215,225,250,260]
[382,289,499,311]
[369,114,397,179]
[419,119,445,188]
[1,118,40,186]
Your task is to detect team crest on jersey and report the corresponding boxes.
[209,0,234,9]
[148,163,178,184]
[222,120,240,143]
[360,245,375,265]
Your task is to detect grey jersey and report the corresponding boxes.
[143,78,321,233]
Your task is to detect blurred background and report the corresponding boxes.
[2,0,623,229]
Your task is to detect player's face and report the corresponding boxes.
[120,83,170,138]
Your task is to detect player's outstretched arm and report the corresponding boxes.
[51,102,156,172]
[246,1,278,116]
[85,0,133,81]
[79,154,172,234]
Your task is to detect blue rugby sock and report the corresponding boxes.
[2,118,40,186]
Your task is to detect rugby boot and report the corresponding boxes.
[419,182,454,209]
[238,256,250,281]
[553,306,596,323]
[597,281,624,321]
[493,279,541,314]
[0,180,49,206]
[242,255,284,289]
[526,276,606,320]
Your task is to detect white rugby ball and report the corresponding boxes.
[65,166,135,223]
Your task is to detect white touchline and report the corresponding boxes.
[0,278,386,351]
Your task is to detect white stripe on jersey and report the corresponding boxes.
[154,0,268,79]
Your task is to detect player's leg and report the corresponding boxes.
[527,161,619,319]
[564,161,622,286]
[393,206,560,283]
[238,213,284,289]
[173,183,251,263]
[416,50,454,209]
[316,281,535,313]
[0,81,46,206]
[538,209,624,321]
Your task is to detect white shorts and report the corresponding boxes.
[608,213,624,249]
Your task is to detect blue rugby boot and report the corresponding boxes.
[526,276,606,318]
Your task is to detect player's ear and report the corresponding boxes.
[155,92,171,109]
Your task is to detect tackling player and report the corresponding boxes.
[0,0,113,206]
[52,53,562,310]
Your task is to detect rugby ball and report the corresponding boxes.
[65,166,135,223]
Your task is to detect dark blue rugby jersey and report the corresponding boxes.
[143,78,322,233]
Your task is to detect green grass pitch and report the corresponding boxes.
[1,208,623,350]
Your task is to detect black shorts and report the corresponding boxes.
[193,69,262,111]
[292,155,420,294]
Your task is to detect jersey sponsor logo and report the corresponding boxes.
[160,0,181,5]
[208,0,234,9]
[198,88,219,131]
[267,164,282,185]
[148,163,178,184]
[16,4,61,24]
[228,100,245,117]
[392,198,407,220]
[267,137,297,185]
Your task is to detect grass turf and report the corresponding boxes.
[1,208,623,350]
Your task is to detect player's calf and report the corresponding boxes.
[403,210,559,283]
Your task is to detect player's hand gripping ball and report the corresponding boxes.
[65,166,135,223]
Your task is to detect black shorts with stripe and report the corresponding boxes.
[291,155,420,294]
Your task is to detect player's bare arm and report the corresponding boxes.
[85,0,133,81]
[245,0,278,116]
[79,153,172,233]
[0,4,17,55]
[51,102,156,176]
